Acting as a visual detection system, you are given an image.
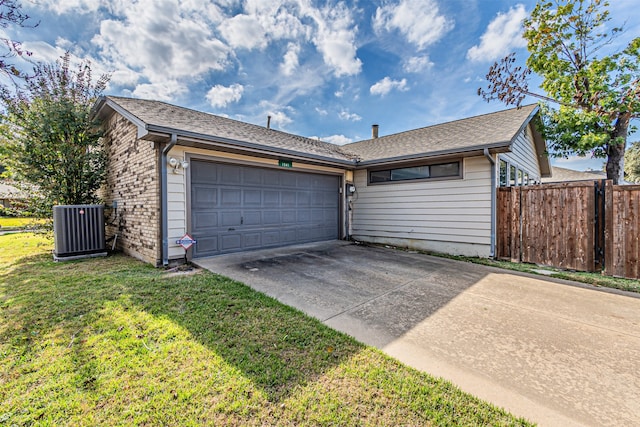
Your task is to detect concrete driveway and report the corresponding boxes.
[194,240,640,427]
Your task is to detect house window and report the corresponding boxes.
[509,165,517,186]
[524,173,529,185]
[518,169,524,186]
[499,160,508,186]
[369,161,461,184]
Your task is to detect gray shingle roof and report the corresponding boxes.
[0,181,26,199]
[542,166,606,183]
[104,96,358,163]
[101,97,542,167]
[344,104,538,163]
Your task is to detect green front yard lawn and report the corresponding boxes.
[0,233,531,426]
[0,217,46,230]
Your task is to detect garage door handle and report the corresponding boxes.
[241,216,244,225]
[228,228,235,231]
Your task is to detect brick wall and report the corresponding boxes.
[101,113,161,265]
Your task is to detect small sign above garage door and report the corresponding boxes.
[190,160,340,257]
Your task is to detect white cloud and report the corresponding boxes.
[132,80,187,101]
[373,0,453,50]
[309,2,362,76]
[206,83,244,108]
[315,107,328,116]
[91,0,230,97]
[219,14,268,50]
[322,134,353,145]
[21,41,67,65]
[338,110,362,121]
[467,4,528,62]
[280,42,300,76]
[220,1,361,77]
[370,77,408,96]
[403,55,433,73]
[34,0,102,14]
[34,0,363,101]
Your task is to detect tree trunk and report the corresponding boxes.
[606,114,631,185]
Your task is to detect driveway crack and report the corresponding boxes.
[321,277,424,322]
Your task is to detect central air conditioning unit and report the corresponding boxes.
[53,205,107,261]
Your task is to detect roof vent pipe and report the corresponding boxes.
[267,115,271,129]
[372,124,379,139]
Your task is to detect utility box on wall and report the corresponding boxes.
[53,205,107,261]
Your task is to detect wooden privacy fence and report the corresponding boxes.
[497,181,640,279]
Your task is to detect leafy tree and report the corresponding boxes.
[0,52,111,218]
[479,0,640,184]
[625,141,640,183]
[0,0,37,82]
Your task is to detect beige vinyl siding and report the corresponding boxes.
[166,159,187,259]
[351,156,492,257]
[501,125,541,181]
[167,146,348,260]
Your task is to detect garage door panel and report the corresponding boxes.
[281,229,297,242]
[263,231,280,245]
[297,191,310,206]
[243,189,262,205]
[192,163,218,182]
[243,168,262,184]
[243,233,262,248]
[193,212,218,229]
[220,165,241,184]
[197,236,218,253]
[311,192,325,206]
[264,190,280,205]
[220,234,242,251]
[263,170,280,185]
[192,186,218,208]
[221,211,242,227]
[282,192,296,206]
[282,211,296,223]
[191,160,339,257]
[263,211,281,224]
[221,189,241,206]
[297,210,310,222]
[297,174,312,188]
[243,211,262,225]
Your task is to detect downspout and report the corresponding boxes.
[161,133,178,266]
[484,148,496,258]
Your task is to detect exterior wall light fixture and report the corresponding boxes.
[168,157,189,174]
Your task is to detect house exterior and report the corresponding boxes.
[0,181,27,210]
[93,96,550,265]
[344,105,550,257]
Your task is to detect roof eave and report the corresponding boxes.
[530,122,552,177]
[507,105,552,177]
[92,96,150,139]
[354,142,512,168]
[145,124,357,168]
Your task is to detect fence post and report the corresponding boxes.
[594,180,605,270]
[603,180,614,276]
[509,186,521,263]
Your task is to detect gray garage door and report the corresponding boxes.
[190,160,340,257]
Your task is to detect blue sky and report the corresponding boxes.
[3,0,639,171]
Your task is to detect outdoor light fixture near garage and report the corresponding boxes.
[168,157,189,173]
